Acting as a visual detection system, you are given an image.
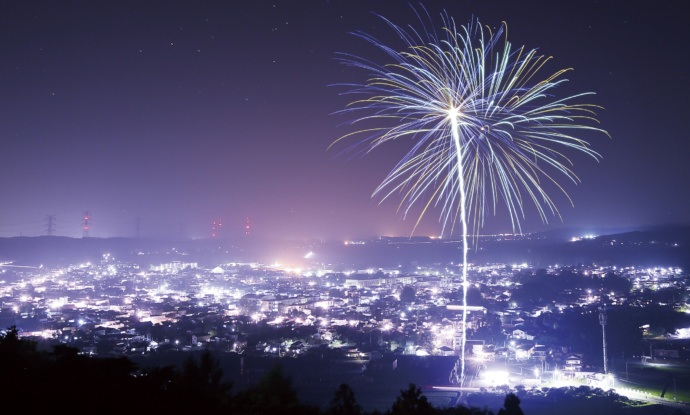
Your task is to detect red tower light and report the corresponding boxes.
[82,211,90,238]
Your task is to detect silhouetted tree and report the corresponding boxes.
[400,286,416,303]
[234,363,319,415]
[390,384,435,415]
[602,272,632,294]
[174,350,232,411]
[328,383,362,415]
[497,393,524,415]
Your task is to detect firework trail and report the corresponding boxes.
[333,7,607,384]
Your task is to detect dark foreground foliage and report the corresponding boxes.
[0,326,507,414]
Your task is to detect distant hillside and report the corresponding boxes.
[471,226,690,268]
[1,226,689,269]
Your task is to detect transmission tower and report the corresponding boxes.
[44,215,56,236]
[599,306,608,374]
[82,212,90,238]
[211,217,223,238]
[245,216,251,236]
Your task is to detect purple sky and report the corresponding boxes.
[1,0,688,240]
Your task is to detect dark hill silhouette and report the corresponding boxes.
[1,225,689,268]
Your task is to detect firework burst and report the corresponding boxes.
[333,8,607,384]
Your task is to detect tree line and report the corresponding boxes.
[0,326,520,414]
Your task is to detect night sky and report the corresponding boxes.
[1,0,689,240]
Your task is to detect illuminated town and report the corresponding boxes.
[2,1,689,413]
[1,233,688,411]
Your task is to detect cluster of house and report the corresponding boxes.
[0,258,686,376]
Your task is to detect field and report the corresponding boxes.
[613,361,690,403]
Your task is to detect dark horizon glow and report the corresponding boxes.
[1,1,689,240]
